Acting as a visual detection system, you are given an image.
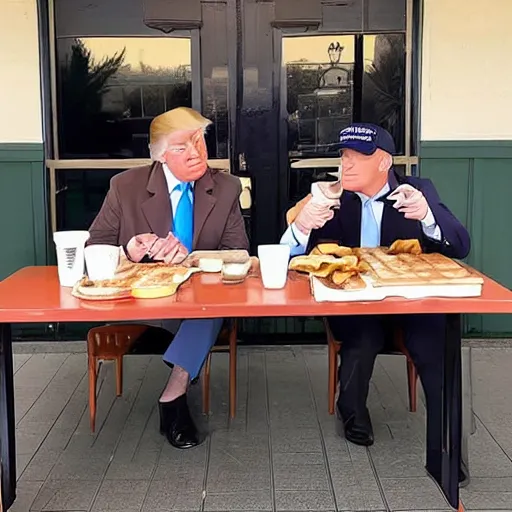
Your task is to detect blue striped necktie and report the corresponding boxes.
[173,182,193,252]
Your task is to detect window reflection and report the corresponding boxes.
[283,36,355,157]
[56,169,126,230]
[362,34,405,154]
[56,37,192,159]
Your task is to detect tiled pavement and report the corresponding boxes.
[9,344,512,512]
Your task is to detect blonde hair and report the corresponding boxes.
[149,107,212,161]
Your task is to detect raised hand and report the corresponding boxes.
[388,184,429,221]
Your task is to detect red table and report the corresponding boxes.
[1,266,512,510]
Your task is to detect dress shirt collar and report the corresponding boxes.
[162,163,195,194]
[355,182,390,203]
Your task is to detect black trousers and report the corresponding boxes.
[329,313,445,467]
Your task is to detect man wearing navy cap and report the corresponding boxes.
[281,123,470,453]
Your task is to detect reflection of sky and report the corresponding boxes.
[283,35,376,65]
[78,37,191,71]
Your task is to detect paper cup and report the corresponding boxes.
[257,244,291,289]
[85,244,120,281]
[53,231,90,287]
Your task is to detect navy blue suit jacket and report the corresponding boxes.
[307,170,471,260]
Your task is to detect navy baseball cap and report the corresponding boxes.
[337,123,396,155]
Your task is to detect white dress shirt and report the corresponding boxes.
[281,183,441,257]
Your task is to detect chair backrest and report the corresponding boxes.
[87,324,148,358]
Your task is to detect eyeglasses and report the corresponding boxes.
[166,130,204,155]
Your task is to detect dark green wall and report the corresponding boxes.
[0,143,48,281]
[2,141,511,339]
[420,140,512,336]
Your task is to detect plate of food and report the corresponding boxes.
[72,263,200,301]
[184,250,250,273]
[289,239,484,302]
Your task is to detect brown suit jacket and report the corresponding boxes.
[88,162,249,251]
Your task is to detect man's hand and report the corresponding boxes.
[150,233,189,264]
[315,181,342,201]
[388,184,429,221]
[294,198,335,235]
[126,233,159,262]
[126,233,188,264]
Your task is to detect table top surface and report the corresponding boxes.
[0,267,512,323]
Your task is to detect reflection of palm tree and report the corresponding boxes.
[59,39,125,156]
[362,35,405,151]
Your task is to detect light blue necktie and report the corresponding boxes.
[360,198,380,248]
[173,183,193,252]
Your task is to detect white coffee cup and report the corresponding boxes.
[53,231,90,287]
[257,244,291,289]
[85,244,120,281]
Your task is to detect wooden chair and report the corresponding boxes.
[87,319,238,432]
[324,318,418,415]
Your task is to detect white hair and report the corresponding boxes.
[149,126,210,162]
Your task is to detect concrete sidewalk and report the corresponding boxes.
[9,344,512,511]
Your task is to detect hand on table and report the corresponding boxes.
[150,233,189,264]
[388,184,429,221]
[126,233,158,262]
[126,233,189,264]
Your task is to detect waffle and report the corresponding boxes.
[359,248,483,287]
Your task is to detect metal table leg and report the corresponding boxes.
[425,314,462,510]
[460,345,473,488]
[0,323,16,510]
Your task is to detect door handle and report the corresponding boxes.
[239,153,247,171]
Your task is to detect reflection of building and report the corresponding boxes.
[294,43,354,152]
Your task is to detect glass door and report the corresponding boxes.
[236,0,420,341]
[281,32,417,215]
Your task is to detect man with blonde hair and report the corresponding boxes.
[89,107,249,448]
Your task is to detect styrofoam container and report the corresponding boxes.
[311,274,483,302]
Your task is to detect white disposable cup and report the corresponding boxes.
[85,244,120,281]
[53,231,90,287]
[257,244,291,289]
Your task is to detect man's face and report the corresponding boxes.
[340,148,386,194]
[162,128,208,182]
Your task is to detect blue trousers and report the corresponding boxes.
[161,318,223,379]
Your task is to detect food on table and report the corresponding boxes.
[360,248,483,287]
[289,251,368,290]
[289,241,483,291]
[221,260,252,284]
[314,243,354,258]
[198,257,223,272]
[184,249,250,268]
[72,263,198,300]
[387,238,422,255]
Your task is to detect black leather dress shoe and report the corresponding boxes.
[336,406,374,447]
[159,394,202,449]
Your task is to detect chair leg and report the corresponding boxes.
[229,320,238,419]
[202,353,212,415]
[407,358,418,413]
[328,340,337,415]
[115,356,123,397]
[88,356,98,433]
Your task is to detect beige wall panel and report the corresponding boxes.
[0,0,42,143]
[421,0,512,141]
